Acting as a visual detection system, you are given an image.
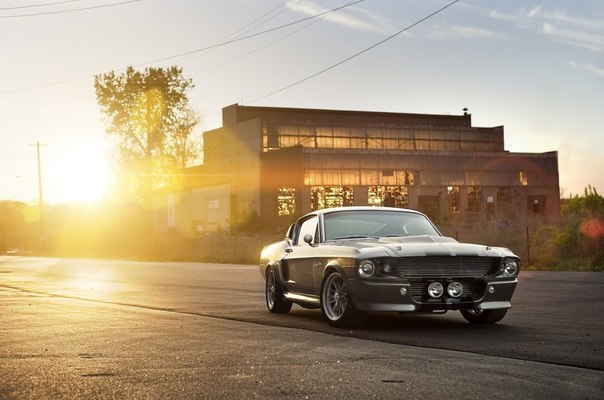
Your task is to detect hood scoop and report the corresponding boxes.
[378,235,458,244]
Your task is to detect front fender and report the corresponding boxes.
[259,240,290,279]
[319,258,356,290]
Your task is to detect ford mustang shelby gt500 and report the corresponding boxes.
[259,207,520,327]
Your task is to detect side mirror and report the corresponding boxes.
[303,234,313,245]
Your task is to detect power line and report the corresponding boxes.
[0,0,143,18]
[0,74,92,94]
[215,1,294,42]
[179,0,297,67]
[0,0,85,11]
[0,0,363,94]
[192,0,336,74]
[195,13,323,74]
[248,0,460,104]
[136,0,364,67]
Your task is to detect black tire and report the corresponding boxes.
[460,308,508,324]
[265,267,292,313]
[320,271,366,328]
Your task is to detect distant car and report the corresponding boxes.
[259,207,520,327]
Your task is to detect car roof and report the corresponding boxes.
[302,206,426,218]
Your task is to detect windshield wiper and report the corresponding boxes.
[332,235,379,240]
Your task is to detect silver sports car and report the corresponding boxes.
[259,207,520,327]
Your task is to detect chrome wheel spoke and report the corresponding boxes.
[267,272,276,307]
[324,274,347,319]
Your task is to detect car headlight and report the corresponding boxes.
[501,258,519,277]
[358,260,375,278]
[382,262,394,274]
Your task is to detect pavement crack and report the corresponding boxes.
[81,372,116,378]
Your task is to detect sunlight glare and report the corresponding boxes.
[64,268,117,298]
[47,143,111,203]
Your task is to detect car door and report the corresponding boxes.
[285,215,318,294]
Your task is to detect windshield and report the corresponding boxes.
[323,210,440,241]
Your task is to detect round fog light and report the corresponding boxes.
[383,263,393,273]
[488,285,495,294]
[447,281,463,298]
[427,282,444,298]
[400,287,407,296]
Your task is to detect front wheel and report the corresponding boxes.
[320,271,366,328]
[460,308,508,324]
[265,267,292,313]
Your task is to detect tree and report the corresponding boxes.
[0,201,33,253]
[94,66,200,207]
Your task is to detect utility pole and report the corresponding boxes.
[29,142,46,241]
[36,142,43,222]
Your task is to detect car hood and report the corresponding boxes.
[328,235,515,258]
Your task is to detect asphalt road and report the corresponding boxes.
[1,256,602,399]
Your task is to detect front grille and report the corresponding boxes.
[397,256,499,278]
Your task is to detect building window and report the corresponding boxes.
[342,170,360,185]
[368,187,383,207]
[311,186,353,210]
[304,170,321,185]
[263,123,503,153]
[486,196,495,218]
[527,196,546,215]
[361,170,379,185]
[381,170,395,185]
[277,188,296,216]
[497,187,511,203]
[322,170,342,185]
[519,171,528,186]
[266,126,279,149]
[368,186,409,208]
[468,186,483,212]
[396,170,414,185]
[305,169,413,187]
[447,186,460,213]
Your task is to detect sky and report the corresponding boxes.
[0,0,602,204]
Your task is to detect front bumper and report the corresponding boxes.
[347,278,518,312]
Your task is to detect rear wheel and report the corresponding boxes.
[265,267,292,313]
[320,271,366,327]
[460,308,508,324]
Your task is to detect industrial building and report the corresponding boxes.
[154,104,560,235]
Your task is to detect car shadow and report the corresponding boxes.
[279,307,514,334]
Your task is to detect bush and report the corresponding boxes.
[544,186,604,271]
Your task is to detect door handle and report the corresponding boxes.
[284,247,293,253]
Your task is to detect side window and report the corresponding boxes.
[295,216,318,245]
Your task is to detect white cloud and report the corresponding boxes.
[286,0,390,34]
[542,22,604,52]
[490,5,604,53]
[544,9,604,30]
[489,9,516,22]
[524,5,544,18]
[569,60,604,78]
[430,23,503,40]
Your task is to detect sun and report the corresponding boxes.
[46,143,111,204]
